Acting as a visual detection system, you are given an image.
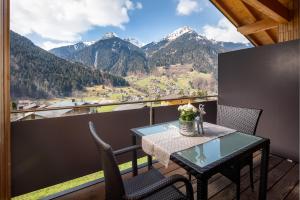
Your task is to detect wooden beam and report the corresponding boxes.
[0,0,11,199]
[210,0,260,46]
[238,0,276,44]
[210,0,240,26]
[242,0,291,23]
[238,18,279,35]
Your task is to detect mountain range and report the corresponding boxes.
[50,26,251,76]
[10,31,128,99]
[11,27,250,100]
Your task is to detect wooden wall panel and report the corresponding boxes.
[0,0,10,199]
[278,0,300,42]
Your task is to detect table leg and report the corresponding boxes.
[132,134,138,176]
[147,155,152,170]
[259,141,270,200]
[197,178,208,200]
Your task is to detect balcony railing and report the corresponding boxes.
[11,96,218,198]
[11,95,218,121]
[11,95,218,113]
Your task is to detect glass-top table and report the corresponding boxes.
[131,121,270,200]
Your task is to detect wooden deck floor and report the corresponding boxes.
[57,152,299,200]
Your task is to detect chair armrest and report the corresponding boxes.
[124,174,194,200]
[113,145,141,156]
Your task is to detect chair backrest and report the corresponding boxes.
[88,121,125,200]
[217,105,262,135]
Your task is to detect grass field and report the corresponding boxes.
[126,65,216,98]
[96,105,118,112]
[13,157,148,200]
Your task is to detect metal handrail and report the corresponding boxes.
[11,95,218,114]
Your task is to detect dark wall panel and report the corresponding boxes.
[11,108,150,196]
[218,39,299,161]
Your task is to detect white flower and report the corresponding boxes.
[178,103,198,113]
[185,103,192,111]
[187,103,193,108]
[178,105,183,111]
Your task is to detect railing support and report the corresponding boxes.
[131,134,138,176]
[147,102,154,170]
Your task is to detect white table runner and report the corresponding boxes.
[141,122,236,167]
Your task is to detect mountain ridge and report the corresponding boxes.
[49,27,251,76]
[68,36,149,76]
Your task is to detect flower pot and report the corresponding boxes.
[179,119,196,137]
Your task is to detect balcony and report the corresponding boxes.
[11,91,299,200]
[1,0,299,199]
[8,37,299,200]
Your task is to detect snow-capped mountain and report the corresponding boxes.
[67,35,148,76]
[49,40,95,59]
[124,38,144,47]
[83,41,95,46]
[49,42,88,60]
[143,26,251,76]
[50,27,250,77]
[165,26,196,41]
[103,32,118,39]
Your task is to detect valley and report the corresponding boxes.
[91,64,214,99]
[35,64,215,112]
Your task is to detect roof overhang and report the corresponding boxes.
[210,0,292,46]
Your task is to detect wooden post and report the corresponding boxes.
[147,102,153,169]
[0,0,10,199]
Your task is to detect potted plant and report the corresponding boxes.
[178,103,198,136]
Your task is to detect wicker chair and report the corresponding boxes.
[217,104,262,200]
[88,121,194,200]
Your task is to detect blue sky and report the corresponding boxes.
[80,0,223,43]
[11,0,248,50]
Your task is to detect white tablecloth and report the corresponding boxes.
[141,122,236,167]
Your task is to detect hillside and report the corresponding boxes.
[10,31,128,99]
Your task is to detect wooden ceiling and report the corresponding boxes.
[210,0,295,46]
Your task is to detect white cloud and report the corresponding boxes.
[201,18,249,43]
[11,0,142,42]
[176,0,201,16]
[136,2,143,9]
[41,41,75,51]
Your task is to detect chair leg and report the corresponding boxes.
[236,177,240,200]
[249,162,254,191]
[188,172,192,181]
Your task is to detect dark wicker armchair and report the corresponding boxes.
[88,121,194,200]
[217,104,262,200]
